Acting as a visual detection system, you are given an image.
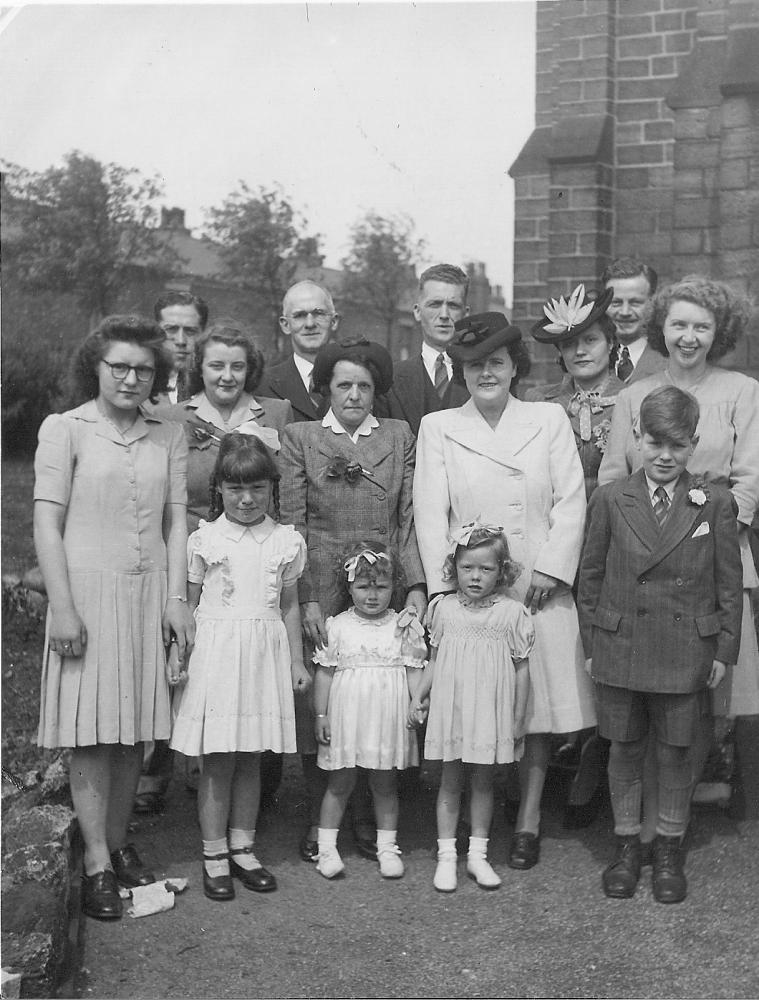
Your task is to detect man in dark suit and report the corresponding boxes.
[154,290,209,404]
[386,264,471,435]
[578,386,742,904]
[602,257,666,385]
[256,280,340,422]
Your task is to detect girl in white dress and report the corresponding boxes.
[313,543,427,880]
[409,523,535,893]
[170,434,310,901]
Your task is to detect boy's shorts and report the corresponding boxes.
[595,683,703,746]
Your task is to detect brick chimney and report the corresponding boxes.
[160,207,189,233]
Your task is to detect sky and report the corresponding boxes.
[0,2,537,300]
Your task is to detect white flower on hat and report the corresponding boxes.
[542,283,595,335]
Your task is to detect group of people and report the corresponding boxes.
[32,259,758,923]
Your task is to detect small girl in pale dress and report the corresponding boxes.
[409,522,534,893]
[170,433,311,901]
[313,543,427,880]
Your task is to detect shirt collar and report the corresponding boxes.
[217,513,276,543]
[292,354,314,391]
[186,392,262,429]
[421,342,452,382]
[625,338,648,366]
[644,474,678,503]
[322,407,379,443]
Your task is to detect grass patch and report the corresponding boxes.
[2,456,35,578]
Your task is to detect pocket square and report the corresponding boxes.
[692,522,710,538]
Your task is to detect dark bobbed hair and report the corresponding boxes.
[418,263,470,298]
[645,275,752,362]
[452,338,532,393]
[68,315,172,405]
[311,338,393,397]
[638,385,700,442]
[207,432,280,521]
[555,314,617,373]
[334,540,406,611]
[601,257,658,295]
[442,528,522,592]
[154,290,209,330]
[186,320,265,396]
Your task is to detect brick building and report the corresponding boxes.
[510,0,759,382]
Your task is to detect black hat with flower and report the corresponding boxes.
[531,284,614,345]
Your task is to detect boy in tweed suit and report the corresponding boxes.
[578,386,742,903]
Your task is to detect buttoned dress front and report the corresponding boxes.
[35,401,188,748]
[414,397,596,735]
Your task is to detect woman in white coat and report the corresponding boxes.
[414,313,596,869]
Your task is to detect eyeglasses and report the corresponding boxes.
[102,361,156,382]
[162,324,201,337]
[288,309,333,325]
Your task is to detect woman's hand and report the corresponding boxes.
[291,662,312,694]
[49,608,87,658]
[524,571,563,614]
[404,586,428,621]
[301,601,327,648]
[314,714,331,745]
[162,599,196,664]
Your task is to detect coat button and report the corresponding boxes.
[674,613,682,621]
[639,579,647,585]
[637,609,646,617]
[676,578,683,586]
[377,494,386,501]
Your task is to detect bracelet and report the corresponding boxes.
[168,595,187,602]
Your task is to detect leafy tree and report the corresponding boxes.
[341,212,425,353]
[2,150,179,324]
[205,183,323,329]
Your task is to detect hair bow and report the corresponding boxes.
[235,420,281,452]
[343,549,390,582]
[450,518,504,550]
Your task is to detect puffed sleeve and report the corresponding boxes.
[598,386,635,485]
[312,615,339,667]
[280,528,308,587]
[397,609,427,668]
[34,414,75,505]
[166,421,189,505]
[507,603,536,662]
[424,594,448,649]
[187,529,208,585]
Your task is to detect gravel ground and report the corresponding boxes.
[75,759,759,999]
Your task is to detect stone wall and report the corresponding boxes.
[510,0,759,383]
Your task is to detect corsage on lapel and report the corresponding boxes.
[687,478,709,507]
[187,416,221,450]
[326,455,382,488]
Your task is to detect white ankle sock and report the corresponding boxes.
[437,837,456,858]
[203,837,229,877]
[376,829,398,850]
[468,835,489,858]
[318,828,339,850]
[229,828,258,870]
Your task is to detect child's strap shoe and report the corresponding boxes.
[466,855,502,890]
[433,853,458,893]
[316,846,345,879]
[377,844,404,879]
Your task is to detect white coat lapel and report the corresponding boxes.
[444,398,540,472]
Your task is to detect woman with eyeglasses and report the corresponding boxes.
[33,315,195,922]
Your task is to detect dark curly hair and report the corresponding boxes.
[442,527,522,592]
[452,338,532,393]
[67,314,172,405]
[153,290,209,330]
[645,276,752,361]
[334,540,406,612]
[207,432,280,521]
[186,320,265,397]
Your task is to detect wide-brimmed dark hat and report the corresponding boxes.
[448,313,524,364]
[312,338,394,396]
[532,284,614,344]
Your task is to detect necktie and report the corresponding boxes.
[616,345,633,382]
[307,375,320,410]
[653,486,670,527]
[434,353,449,399]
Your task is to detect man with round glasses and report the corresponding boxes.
[257,280,340,421]
[153,291,209,403]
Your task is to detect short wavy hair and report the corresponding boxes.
[186,319,265,396]
[442,528,522,591]
[601,257,658,295]
[418,263,470,298]
[452,337,532,393]
[68,314,172,405]
[645,276,752,361]
[334,540,405,611]
[153,290,209,330]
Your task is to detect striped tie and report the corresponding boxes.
[434,353,449,399]
[653,486,670,527]
[616,345,633,381]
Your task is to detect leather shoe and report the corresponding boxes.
[353,826,377,860]
[133,792,163,815]
[230,849,277,892]
[110,843,155,888]
[81,869,123,921]
[507,830,540,870]
[652,835,687,904]
[602,835,641,898]
[203,853,234,901]
[299,834,319,863]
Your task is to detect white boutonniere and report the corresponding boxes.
[688,487,707,507]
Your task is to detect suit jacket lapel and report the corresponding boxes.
[444,398,539,471]
[273,359,318,420]
[311,423,393,472]
[641,474,701,573]
[616,469,660,552]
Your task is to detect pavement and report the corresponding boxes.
[76,759,759,1000]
